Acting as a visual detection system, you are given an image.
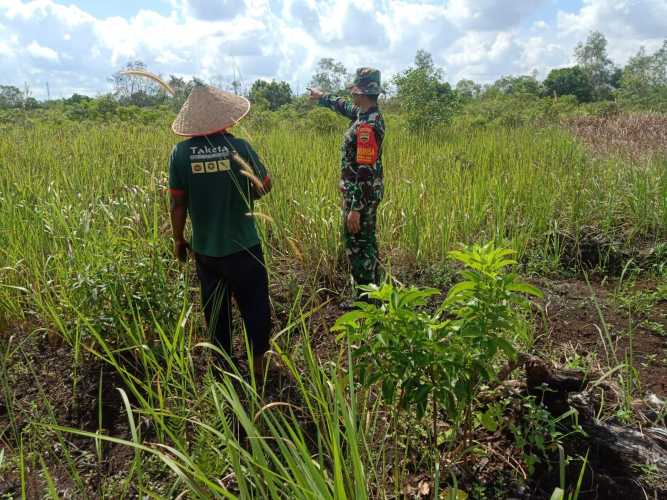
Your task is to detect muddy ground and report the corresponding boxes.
[1,276,665,499]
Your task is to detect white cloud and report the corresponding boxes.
[339,3,389,47]
[180,0,247,20]
[445,31,523,81]
[0,40,14,56]
[517,36,567,74]
[26,40,59,61]
[531,20,548,31]
[288,0,318,26]
[447,32,510,66]
[0,0,665,98]
[444,0,547,31]
[558,0,667,38]
[557,0,667,62]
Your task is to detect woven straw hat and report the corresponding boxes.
[172,85,250,136]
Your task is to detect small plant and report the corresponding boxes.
[475,399,507,433]
[550,450,589,500]
[562,346,598,372]
[642,320,666,337]
[335,283,442,419]
[334,243,542,454]
[648,242,667,276]
[612,282,665,317]
[510,395,580,475]
[474,394,583,478]
[632,462,661,488]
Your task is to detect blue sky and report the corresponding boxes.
[70,0,172,18]
[1,0,665,99]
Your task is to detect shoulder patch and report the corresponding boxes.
[356,123,378,165]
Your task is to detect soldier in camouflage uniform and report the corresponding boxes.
[309,68,385,288]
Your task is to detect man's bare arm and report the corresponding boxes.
[170,192,188,261]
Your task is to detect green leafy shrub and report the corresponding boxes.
[475,395,582,477]
[577,100,621,118]
[334,243,542,438]
[303,107,348,134]
[510,396,577,475]
[42,240,186,358]
[393,50,461,130]
[454,95,549,128]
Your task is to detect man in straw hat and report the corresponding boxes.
[169,84,273,378]
[309,68,385,294]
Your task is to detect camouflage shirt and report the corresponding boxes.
[318,96,385,211]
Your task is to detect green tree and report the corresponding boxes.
[487,74,542,97]
[249,79,293,110]
[575,31,616,100]
[618,40,667,108]
[165,75,207,109]
[167,75,190,98]
[309,58,349,94]
[610,67,624,89]
[110,61,168,107]
[23,97,39,110]
[0,85,23,108]
[393,50,459,130]
[414,49,435,73]
[455,79,482,101]
[543,66,593,102]
[65,93,93,105]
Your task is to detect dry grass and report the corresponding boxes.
[565,113,667,163]
[120,69,176,96]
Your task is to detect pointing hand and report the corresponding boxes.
[308,87,324,102]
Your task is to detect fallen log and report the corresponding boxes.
[521,354,667,495]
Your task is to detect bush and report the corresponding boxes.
[44,239,187,362]
[577,100,621,118]
[543,67,593,103]
[545,95,580,118]
[455,95,548,128]
[303,107,348,134]
[393,50,461,130]
[334,243,541,446]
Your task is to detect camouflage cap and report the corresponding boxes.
[348,67,383,95]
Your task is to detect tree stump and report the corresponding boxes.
[520,354,667,496]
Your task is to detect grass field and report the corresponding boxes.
[1,117,666,498]
[2,120,665,289]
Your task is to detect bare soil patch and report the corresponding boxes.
[0,324,132,498]
[535,278,667,397]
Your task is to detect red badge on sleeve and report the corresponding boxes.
[356,123,378,165]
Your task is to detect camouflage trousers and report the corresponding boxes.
[342,203,380,287]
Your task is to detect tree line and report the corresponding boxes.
[1,31,665,129]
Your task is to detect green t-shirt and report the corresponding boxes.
[168,132,269,257]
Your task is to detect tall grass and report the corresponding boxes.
[1,121,665,308]
[1,119,665,496]
[5,308,386,497]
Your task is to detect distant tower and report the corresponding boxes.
[46,82,51,100]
